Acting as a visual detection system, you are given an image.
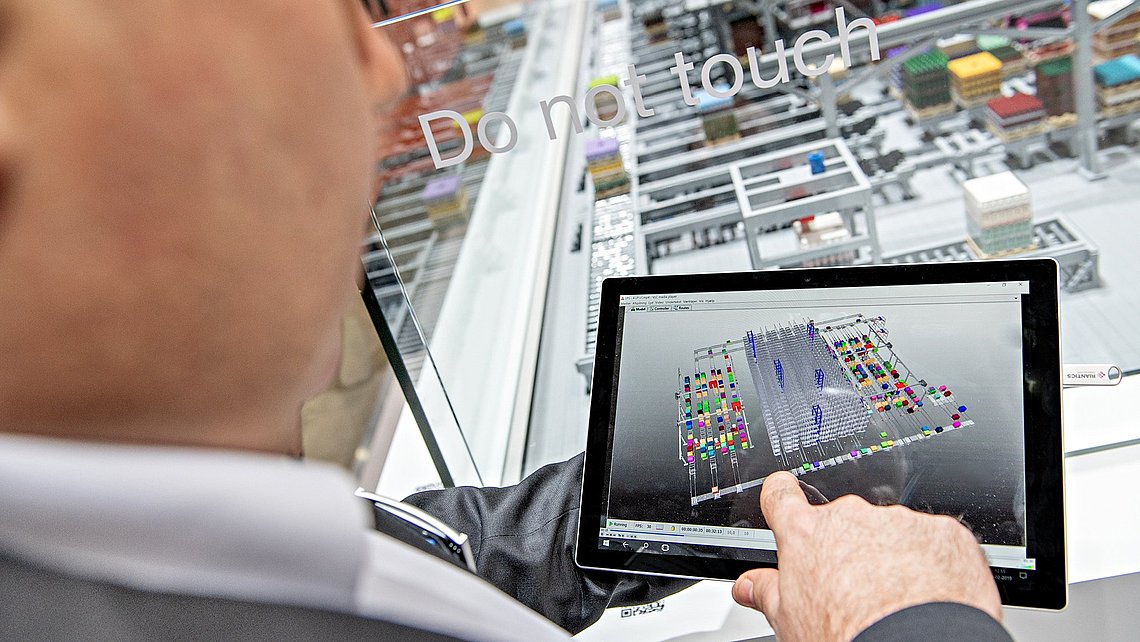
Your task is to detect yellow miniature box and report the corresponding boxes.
[948,51,1003,80]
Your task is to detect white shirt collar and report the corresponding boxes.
[0,433,368,612]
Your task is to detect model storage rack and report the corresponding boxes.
[731,139,878,269]
[571,0,1131,392]
[745,320,868,464]
[679,313,977,506]
[677,345,753,505]
[790,314,976,475]
[583,0,640,361]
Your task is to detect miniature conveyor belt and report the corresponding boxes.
[884,215,1100,293]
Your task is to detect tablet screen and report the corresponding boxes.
[596,280,1034,572]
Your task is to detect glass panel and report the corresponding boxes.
[360,0,1139,489]
[359,216,483,488]
[364,0,583,487]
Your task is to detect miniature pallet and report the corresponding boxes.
[953,92,1001,109]
[904,100,956,121]
[1099,79,1140,99]
[595,185,631,200]
[703,133,742,146]
[966,237,1038,259]
[1100,99,1140,118]
[1000,61,1030,77]
[1025,42,1075,65]
[1046,113,1077,129]
[987,121,1045,142]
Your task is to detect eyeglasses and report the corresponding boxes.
[360,0,472,28]
[354,488,477,574]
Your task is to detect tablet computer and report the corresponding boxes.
[575,259,1065,610]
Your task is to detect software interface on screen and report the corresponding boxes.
[598,281,1034,571]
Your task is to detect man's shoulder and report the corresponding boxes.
[854,602,1013,642]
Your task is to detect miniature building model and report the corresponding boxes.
[902,50,954,120]
[503,18,527,49]
[977,35,1028,77]
[1094,54,1140,116]
[588,74,623,122]
[422,175,469,223]
[986,92,1046,142]
[597,0,621,22]
[793,213,857,267]
[963,171,1035,257]
[1036,56,1076,118]
[694,89,740,144]
[586,137,630,199]
[1090,0,1140,61]
[948,51,1004,107]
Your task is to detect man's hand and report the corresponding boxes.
[732,472,1001,641]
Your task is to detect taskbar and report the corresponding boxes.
[599,518,1036,570]
[599,518,774,552]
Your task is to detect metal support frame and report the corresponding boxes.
[968,27,1071,40]
[731,138,877,270]
[818,72,841,138]
[1073,0,1106,180]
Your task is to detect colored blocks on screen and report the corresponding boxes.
[935,426,944,433]
[958,405,967,413]
[953,421,962,428]
[803,463,811,471]
[861,448,871,455]
[880,431,889,439]
[881,441,890,449]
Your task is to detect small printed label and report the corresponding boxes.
[1062,364,1122,386]
[620,602,665,618]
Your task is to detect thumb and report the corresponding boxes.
[733,568,781,615]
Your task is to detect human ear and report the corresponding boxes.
[344,1,409,109]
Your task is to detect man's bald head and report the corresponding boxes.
[0,0,406,453]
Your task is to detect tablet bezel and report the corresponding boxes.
[575,259,1066,610]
